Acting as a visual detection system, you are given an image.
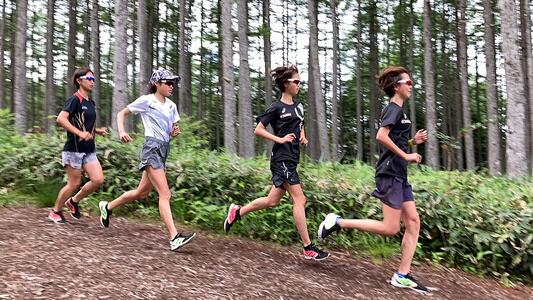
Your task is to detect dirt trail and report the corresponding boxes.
[0,207,531,299]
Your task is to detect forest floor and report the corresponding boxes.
[0,206,531,299]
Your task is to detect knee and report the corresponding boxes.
[405,214,420,232]
[67,180,81,191]
[158,190,171,202]
[266,197,281,208]
[292,196,306,207]
[92,176,104,187]
[383,224,401,236]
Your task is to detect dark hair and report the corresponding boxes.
[376,66,410,98]
[148,83,157,94]
[271,65,299,92]
[72,67,93,89]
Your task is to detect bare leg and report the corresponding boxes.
[145,167,177,240]
[285,183,311,246]
[398,201,420,274]
[107,171,153,210]
[54,166,81,212]
[337,203,402,236]
[239,185,286,217]
[71,160,104,202]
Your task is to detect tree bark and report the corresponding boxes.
[423,0,439,168]
[355,0,363,161]
[220,0,236,154]
[458,0,475,169]
[14,0,28,134]
[138,0,150,96]
[237,0,254,157]
[66,0,77,97]
[89,0,102,126]
[519,0,533,174]
[178,0,192,115]
[45,0,55,133]
[368,0,379,164]
[0,0,6,109]
[331,0,340,161]
[308,0,330,161]
[111,0,128,131]
[499,0,528,177]
[483,0,502,175]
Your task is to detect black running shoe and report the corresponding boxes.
[303,243,330,261]
[65,198,81,219]
[99,201,112,228]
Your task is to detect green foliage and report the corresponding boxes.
[0,115,531,281]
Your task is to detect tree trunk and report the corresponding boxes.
[236,0,254,157]
[458,0,475,169]
[197,0,206,120]
[262,0,273,154]
[483,0,502,175]
[355,0,363,161]
[0,0,6,109]
[368,0,379,164]
[178,0,192,115]
[14,0,28,134]
[423,0,439,168]
[520,0,533,175]
[45,0,55,133]
[89,0,102,126]
[66,0,77,97]
[330,0,340,161]
[499,0,528,177]
[308,0,330,161]
[220,0,236,154]
[83,0,90,66]
[111,0,128,131]
[408,0,417,153]
[137,0,150,96]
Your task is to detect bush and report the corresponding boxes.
[0,114,531,281]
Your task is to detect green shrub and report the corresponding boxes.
[0,114,531,282]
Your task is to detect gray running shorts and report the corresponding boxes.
[61,151,98,170]
[139,137,170,171]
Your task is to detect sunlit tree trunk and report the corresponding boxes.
[111,0,128,131]
[220,0,236,154]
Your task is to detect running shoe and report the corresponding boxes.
[303,243,330,261]
[223,204,241,233]
[99,201,112,228]
[170,232,196,251]
[65,198,81,219]
[318,213,341,240]
[390,272,430,294]
[48,210,67,224]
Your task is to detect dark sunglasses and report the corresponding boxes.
[79,75,96,82]
[160,79,176,87]
[397,79,413,86]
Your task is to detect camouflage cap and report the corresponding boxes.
[149,68,181,85]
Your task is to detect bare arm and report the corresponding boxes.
[56,111,92,141]
[376,126,421,163]
[254,122,295,144]
[117,107,133,143]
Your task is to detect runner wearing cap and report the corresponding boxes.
[98,68,196,251]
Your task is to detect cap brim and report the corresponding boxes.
[162,75,180,81]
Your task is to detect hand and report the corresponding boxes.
[78,131,93,141]
[404,152,422,163]
[95,127,109,136]
[171,124,181,137]
[413,129,428,145]
[299,135,308,145]
[278,133,296,144]
[119,131,133,143]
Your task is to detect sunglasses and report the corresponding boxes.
[160,79,176,87]
[287,79,303,85]
[397,79,413,86]
[79,75,95,82]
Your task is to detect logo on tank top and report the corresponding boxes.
[401,113,411,124]
[280,107,292,118]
